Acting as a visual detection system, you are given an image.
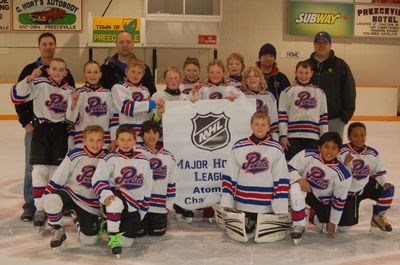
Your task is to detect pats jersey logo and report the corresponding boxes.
[242,152,269,174]
[76,165,96,189]
[150,158,167,180]
[85,96,108,117]
[191,112,231,151]
[132,92,145,101]
[45,93,67,113]
[294,91,317,109]
[115,166,144,190]
[209,92,224,99]
[351,159,370,180]
[306,166,328,189]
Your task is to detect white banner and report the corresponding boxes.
[0,0,11,31]
[163,99,256,210]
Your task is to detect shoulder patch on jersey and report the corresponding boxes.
[365,146,379,156]
[67,148,87,161]
[263,139,285,153]
[232,137,251,149]
[104,153,119,161]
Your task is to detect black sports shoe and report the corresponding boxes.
[20,208,35,221]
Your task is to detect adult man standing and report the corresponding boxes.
[309,31,356,138]
[101,31,157,95]
[14,32,75,222]
[257,43,291,101]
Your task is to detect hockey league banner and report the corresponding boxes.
[163,99,256,210]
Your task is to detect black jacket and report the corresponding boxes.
[309,50,356,123]
[256,62,290,101]
[14,58,75,127]
[100,53,157,95]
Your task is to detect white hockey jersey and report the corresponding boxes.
[180,78,200,95]
[66,85,116,148]
[278,84,328,140]
[188,82,245,101]
[11,76,74,123]
[288,149,352,224]
[220,136,290,214]
[136,144,177,214]
[226,76,242,91]
[339,143,390,196]
[44,147,107,215]
[243,89,279,141]
[92,150,152,217]
[111,80,156,141]
[151,89,188,102]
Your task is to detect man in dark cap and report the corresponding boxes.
[309,31,356,138]
[256,43,290,101]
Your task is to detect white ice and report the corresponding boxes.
[0,121,399,265]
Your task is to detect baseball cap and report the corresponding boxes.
[314,31,331,43]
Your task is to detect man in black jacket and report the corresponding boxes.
[309,31,356,138]
[14,32,75,221]
[101,31,157,95]
[256,43,291,102]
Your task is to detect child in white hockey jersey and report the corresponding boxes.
[151,66,188,123]
[11,58,75,227]
[241,66,279,141]
[43,125,107,249]
[289,132,351,243]
[111,59,164,142]
[92,125,152,256]
[279,60,328,160]
[136,121,176,236]
[220,111,290,240]
[181,57,201,95]
[189,59,244,101]
[226,53,245,91]
[66,61,116,149]
[338,122,394,233]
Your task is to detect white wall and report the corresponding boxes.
[1,0,399,84]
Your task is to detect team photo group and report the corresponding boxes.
[9,29,394,257]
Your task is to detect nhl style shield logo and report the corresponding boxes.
[191,112,231,151]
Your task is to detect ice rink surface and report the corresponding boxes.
[0,121,399,265]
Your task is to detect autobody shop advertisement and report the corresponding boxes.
[12,0,81,31]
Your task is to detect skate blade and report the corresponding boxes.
[36,226,46,233]
[292,236,304,245]
[370,226,391,237]
[114,254,120,259]
[176,214,193,224]
[52,243,67,254]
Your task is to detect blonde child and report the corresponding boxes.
[279,60,328,160]
[111,59,164,142]
[43,125,107,249]
[241,66,279,141]
[66,61,116,149]
[92,125,152,257]
[11,58,75,227]
[189,59,244,101]
[226,53,245,90]
[220,111,289,242]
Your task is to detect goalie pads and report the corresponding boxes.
[254,213,291,243]
[223,209,248,242]
[212,203,225,229]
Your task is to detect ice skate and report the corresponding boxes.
[173,204,194,224]
[33,210,47,228]
[370,212,392,236]
[202,207,215,224]
[50,227,67,253]
[291,226,305,245]
[108,232,123,258]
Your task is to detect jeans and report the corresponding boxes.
[23,131,35,211]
